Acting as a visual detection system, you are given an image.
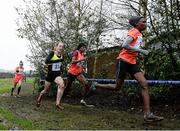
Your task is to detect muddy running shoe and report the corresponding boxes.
[36,102,41,107]
[90,82,97,91]
[80,99,95,108]
[80,99,87,106]
[17,95,21,98]
[56,104,64,110]
[86,82,96,96]
[144,112,164,122]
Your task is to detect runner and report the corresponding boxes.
[36,42,65,110]
[90,16,164,122]
[64,42,93,107]
[11,61,25,97]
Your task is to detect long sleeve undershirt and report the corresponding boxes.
[45,51,63,64]
[122,36,142,53]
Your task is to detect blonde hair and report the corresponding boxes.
[53,41,64,50]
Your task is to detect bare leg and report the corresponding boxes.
[55,76,65,110]
[63,76,73,97]
[17,79,23,95]
[77,74,89,100]
[95,79,124,91]
[36,81,51,107]
[133,72,150,113]
[11,82,17,96]
[134,72,164,121]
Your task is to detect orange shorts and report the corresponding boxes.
[13,76,23,84]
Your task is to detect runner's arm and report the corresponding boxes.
[71,51,86,64]
[122,36,149,55]
[14,68,19,76]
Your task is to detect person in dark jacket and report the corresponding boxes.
[37,42,65,110]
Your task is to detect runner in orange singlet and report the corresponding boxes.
[64,42,93,107]
[90,16,164,122]
[11,61,25,97]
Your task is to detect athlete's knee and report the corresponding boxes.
[57,82,65,89]
[59,85,65,89]
[41,89,49,94]
[114,85,121,91]
[84,80,89,87]
[142,86,148,91]
[114,81,123,91]
[139,80,148,89]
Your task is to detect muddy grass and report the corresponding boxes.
[0,83,180,130]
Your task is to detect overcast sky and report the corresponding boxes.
[0,0,32,71]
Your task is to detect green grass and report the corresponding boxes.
[0,78,13,94]
[0,124,6,130]
[0,77,34,94]
[0,77,42,130]
[0,108,34,130]
[0,77,180,130]
[25,77,34,83]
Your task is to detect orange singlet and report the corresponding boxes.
[117,28,142,64]
[68,50,85,76]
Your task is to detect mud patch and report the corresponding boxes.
[0,83,179,129]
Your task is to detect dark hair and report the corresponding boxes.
[19,61,23,65]
[76,43,86,50]
[129,16,144,27]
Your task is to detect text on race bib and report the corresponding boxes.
[52,62,62,71]
[134,36,142,48]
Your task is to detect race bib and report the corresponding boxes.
[134,36,142,48]
[77,61,85,67]
[52,62,61,71]
[17,68,24,74]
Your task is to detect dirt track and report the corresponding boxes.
[0,83,180,130]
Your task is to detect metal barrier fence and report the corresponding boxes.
[39,77,180,85]
[86,78,180,86]
[33,78,180,94]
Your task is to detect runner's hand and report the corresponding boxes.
[81,57,87,61]
[141,49,149,55]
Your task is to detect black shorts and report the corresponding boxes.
[66,72,81,81]
[116,59,141,79]
[46,71,61,82]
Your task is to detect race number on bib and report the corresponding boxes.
[52,62,61,71]
[134,36,142,48]
[77,61,86,67]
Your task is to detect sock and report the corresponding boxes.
[17,86,21,95]
[11,88,14,95]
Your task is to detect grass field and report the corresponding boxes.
[0,78,13,94]
[0,77,180,130]
[0,77,33,94]
[0,77,34,129]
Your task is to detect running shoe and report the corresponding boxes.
[144,112,164,122]
[80,99,87,106]
[56,104,64,110]
[17,95,21,97]
[90,82,97,91]
[36,102,41,107]
[80,99,95,108]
